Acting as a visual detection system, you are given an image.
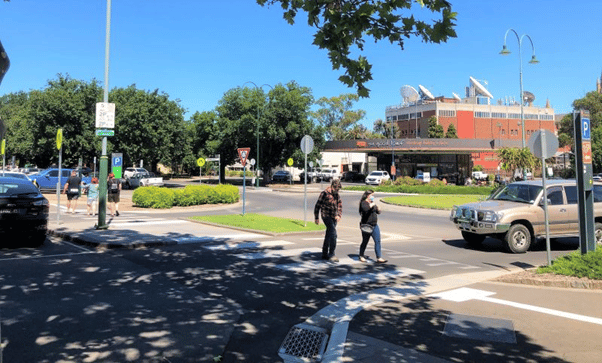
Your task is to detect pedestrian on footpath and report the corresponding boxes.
[86,177,99,215]
[62,170,82,214]
[107,172,121,217]
[314,179,342,262]
[358,190,387,263]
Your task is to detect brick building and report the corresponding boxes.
[385,77,555,173]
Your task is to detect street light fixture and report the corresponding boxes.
[500,29,539,179]
[242,81,273,188]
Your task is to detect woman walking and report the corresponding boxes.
[358,190,387,263]
[86,177,99,215]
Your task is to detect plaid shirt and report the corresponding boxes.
[314,187,342,220]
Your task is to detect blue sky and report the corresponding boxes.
[1,1,601,130]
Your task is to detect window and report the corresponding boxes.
[546,186,564,205]
[565,186,578,204]
[594,185,602,203]
[491,112,507,118]
[48,170,58,177]
[438,110,456,117]
[474,112,491,118]
[508,113,521,119]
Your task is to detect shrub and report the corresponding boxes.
[132,186,175,209]
[133,184,240,208]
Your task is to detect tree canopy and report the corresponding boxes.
[257,0,457,97]
[0,75,188,171]
[311,93,366,140]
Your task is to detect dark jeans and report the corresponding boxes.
[322,216,338,258]
[360,224,382,259]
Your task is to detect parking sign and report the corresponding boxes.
[582,117,591,140]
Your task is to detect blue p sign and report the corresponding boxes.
[583,118,591,140]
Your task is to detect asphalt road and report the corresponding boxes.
[0,186,582,362]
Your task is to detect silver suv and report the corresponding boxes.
[450,179,602,253]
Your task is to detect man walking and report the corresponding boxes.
[107,172,121,217]
[63,170,82,214]
[314,179,342,262]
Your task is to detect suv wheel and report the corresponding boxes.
[504,223,531,253]
[595,222,602,246]
[461,231,485,246]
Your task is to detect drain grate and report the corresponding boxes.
[278,323,329,362]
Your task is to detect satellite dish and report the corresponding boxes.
[418,85,435,100]
[523,91,535,106]
[469,76,493,99]
[400,85,419,105]
[452,92,462,101]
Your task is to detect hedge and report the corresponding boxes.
[344,182,494,196]
[132,184,240,209]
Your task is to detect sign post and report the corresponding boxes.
[56,128,63,224]
[300,135,314,226]
[197,157,205,184]
[528,129,559,265]
[238,148,250,215]
[573,110,596,254]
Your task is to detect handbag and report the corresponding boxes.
[360,223,374,234]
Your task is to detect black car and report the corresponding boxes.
[342,171,366,182]
[0,177,49,247]
[272,170,292,183]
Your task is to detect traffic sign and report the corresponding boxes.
[95,129,114,137]
[287,158,294,166]
[206,157,220,162]
[527,129,558,159]
[249,158,256,166]
[300,135,314,154]
[95,102,116,129]
[238,148,251,166]
[0,139,5,155]
[583,117,591,140]
[56,128,63,150]
[197,157,206,167]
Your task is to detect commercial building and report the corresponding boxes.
[323,77,556,184]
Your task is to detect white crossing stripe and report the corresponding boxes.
[110,220,188,227]
[276,257,361,273]
[325,267,425,286]
[204,240,294,251]
[234,247,322,260]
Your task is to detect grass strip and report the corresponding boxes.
[537,246,602,279]
[190,213,326,233]
[381,194,484,210]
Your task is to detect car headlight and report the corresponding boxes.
[451,206,458,217]
[478,210,502,223]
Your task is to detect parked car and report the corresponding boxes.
[299,169,320,183]
[124,172,164,189]
[450,179,602,253]
[319,168,340,182]
[0,176,49,247]
[342,171,366,182]
[365,171,390,185]
[19,167,41,175]
[0,171,32,182]
[271,170,292,183]
[28,168,92,191]
[124,167,149,179]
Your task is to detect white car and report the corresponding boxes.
[124,172,164,189]
[365,171,390,185]
[123,167,149,179]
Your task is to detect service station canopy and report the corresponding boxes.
[324,138,523,154]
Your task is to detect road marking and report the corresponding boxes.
[109,220,188,227]
[325,267,425,286]
[234,247,322,260]
[276,257,361,273]
[431,288,602,326]
[204,240,294,251]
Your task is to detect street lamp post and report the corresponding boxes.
[242,82,273,188]
[500,28,539,179]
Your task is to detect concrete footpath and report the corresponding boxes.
[46,198,602,363]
